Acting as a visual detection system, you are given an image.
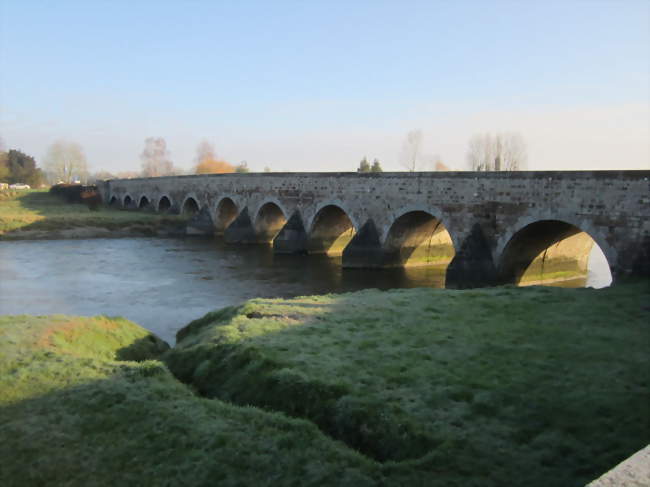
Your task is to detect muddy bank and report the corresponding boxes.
[0,223,187,241]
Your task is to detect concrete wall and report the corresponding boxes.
[98,171,650,286]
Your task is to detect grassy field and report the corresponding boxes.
[0,315,381,487]
[2,284,647,486]
[0,189,185,238]
[165,281,650,486]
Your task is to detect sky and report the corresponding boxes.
[1,0,648,174]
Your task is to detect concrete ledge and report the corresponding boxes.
[587,445,650,487]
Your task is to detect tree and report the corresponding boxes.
[370,158,383,173]
[357,157,371,173]
[433,156,450,171]
[193,140,234,174]
[466,132,527,171]
[0,151,8,182]
[195,159,235,174]
[263,166,271,173]
[235,161,250,173]
[140,137,174,177]
[195,140,216,166]
[44,141,88,184]
[5,149,44,186]
[399,129,423,172]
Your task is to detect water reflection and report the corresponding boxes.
[0,237,610,344]
[0,238,445,344]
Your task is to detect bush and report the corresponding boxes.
[50,183,101,209]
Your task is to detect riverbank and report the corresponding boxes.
[0,189,187,240]
[1,282,648,486]
[0,315,378,487]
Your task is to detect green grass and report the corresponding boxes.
[0,315,381,487]
[165,281,650,486]
[0,189,184,237]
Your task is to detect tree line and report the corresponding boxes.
[0,139,89,186]
[393,129,526,172]
[1,130,529,187]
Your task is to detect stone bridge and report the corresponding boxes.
[98,171,650,287]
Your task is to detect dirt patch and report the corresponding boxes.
[0,224,185,241]
[36,319,86,351]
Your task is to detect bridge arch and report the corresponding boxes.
[307,203,357,256]
[254,200,288,243]
[181,195,200,216]
[497,217,613,287]
[383,209,456,267]
[307,200,360,233]
[109,196,118,207]
[123,195,133,208]
[214,196,239,234]
[157,195,172,213]
[382,205,460,249]
[138,195,150,209]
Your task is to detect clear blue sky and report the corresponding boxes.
[1,0,648,173]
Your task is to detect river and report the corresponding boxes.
[0,237,611,344]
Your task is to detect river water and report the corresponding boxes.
[0,238,611,344]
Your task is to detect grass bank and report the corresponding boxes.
[0,315,380,487]
[0,189,186,240]
[165,281,650,486]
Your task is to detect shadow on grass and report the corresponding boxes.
[163,284,650,486]
[0,362,381,487]
[115,334,171,361]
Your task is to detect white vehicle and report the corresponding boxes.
[9,183,31,190]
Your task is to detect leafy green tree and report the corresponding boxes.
[6,149,45,186]
[357,157,370,173]
[0,151,9,182]
[370,159,383,173]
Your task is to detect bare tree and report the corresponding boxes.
[498,133,527,171]
[140,137,174,177]
[399,130,423,172]
[467,132,527,171]
[44,140,88,183]
[195,139,216,165]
